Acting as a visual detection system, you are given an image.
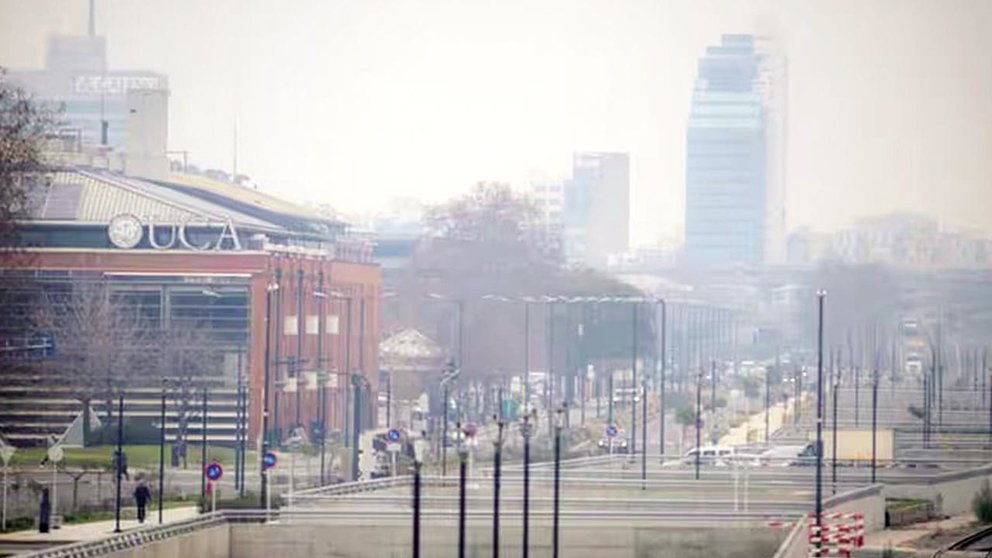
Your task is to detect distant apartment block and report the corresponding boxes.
[562,152,630,268]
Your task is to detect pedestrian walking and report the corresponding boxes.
[133,480,152,523]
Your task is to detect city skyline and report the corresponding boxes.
[1,0,991,246]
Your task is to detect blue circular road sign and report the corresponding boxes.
[387,428,401,442]
[205,461,223,481]
[262,451,278,470]
[605,424,618,438]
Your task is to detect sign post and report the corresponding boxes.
[204,462,223,513]
[606,424,618,456]
[47,444,64,527]
[262,451,277,520]
[0,444,15,531]
[386,429,402,477]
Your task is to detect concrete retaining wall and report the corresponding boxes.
[101,524,230,558]
[824,484,886,533]
[230,522,786,558]
[885,464,992,517]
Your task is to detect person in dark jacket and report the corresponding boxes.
[133,481,152,523]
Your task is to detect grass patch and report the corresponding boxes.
[887,498,930,510]
[12,445,254,470]
[0,516,35,533]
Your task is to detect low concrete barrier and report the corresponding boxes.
[885,464,992,517]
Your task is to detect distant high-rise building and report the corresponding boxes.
[9,3,168,150]
[684,34,786,266]
[563,152,630,267]
[528,180,564,234]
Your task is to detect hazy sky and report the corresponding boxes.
[2,0,991,244]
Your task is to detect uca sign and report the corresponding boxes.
[107,213,242,251]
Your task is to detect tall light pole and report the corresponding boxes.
[814,290,826,551]
[520,410,535,558]
[695,368,702,481]
[412,438,425,558]
[553,406,564,558]
[314,284,329,485]
[260,280,277,508]
[658,298,667,461]
[158,379,167,524]
[630,300,638,456]
[295,267,305,427]
[113,394,124,533]
[832,347,840,495]
[457,423,467,558]
[492,418,504,558]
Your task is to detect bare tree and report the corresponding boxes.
[390,182,646,381]
[158,324,223,468]
[33,279,153,444]
[0,67,60,257]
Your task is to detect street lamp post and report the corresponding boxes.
[260,280,277,508]
[158,380,167,524]
[457,423,468,558]
[630,301,637,456]
[520,410,535,558]
[814,291,826,551]
[412,438,425,558]
[492,418,504,558]
[200,387,208,507]
[351,374,363,481]
[832,353,840,495]
[553,407,564,558]
[871,366,879,484]
[658,298,667,461]
[315,278,328,485]
[113,394,124,533]
[695,368,702,481]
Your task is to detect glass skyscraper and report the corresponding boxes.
[685,34,785,265]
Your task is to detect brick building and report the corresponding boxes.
[1,167,380,448]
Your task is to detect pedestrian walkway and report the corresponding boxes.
[719,397,794,446]
[0,506,199,544]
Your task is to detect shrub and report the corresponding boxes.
[972,479,992,523]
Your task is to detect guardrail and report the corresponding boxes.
[20,512,232,558]
[20,508,806,558]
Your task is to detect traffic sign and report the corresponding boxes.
[387,428,401,442]
[605,424,618,438]
[205,462,223,481]
[262,451,278,470]
[47,444,64,464]
[0,444,15,466]
[386,442,401,453]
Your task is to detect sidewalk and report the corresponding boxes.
[0,506,199,544]
[719,397,792,446]
[861,512,976,551]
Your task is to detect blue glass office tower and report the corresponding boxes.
[685,34,785,265]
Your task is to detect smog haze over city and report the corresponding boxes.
[3,0,992,242]
[2,1,992,557]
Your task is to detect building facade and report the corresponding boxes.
[10,33,168,151]
[563,152,630,267]
[1,168,380,448]
[685,34,786,266]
